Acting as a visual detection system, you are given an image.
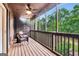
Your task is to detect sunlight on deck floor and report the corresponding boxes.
[8,37,56,56]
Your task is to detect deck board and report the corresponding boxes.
[14,46,18,56]
[11,47,16,56]
[8,37,56,56]
[20,43,25,56]
[30,40,46,56]
[22,42,28,56]
[31,39,55,56]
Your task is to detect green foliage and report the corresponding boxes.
[60,4,79,33]
[37,18,46,31]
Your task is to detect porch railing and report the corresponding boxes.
[30,30,79,56]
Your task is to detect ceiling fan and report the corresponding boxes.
[25,3,38,11]
[25,3,39,15]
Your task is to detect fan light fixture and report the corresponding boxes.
[26,10,32,15]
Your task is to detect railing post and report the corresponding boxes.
[68,36,69,56]
[30,30,31,37]
[72,37,74,56]
[52,34,53,51]
[60,36,62,54]
[58,35,59,53]
[64,36,66,56]
[78,38,79,56]
[55,35,57,51]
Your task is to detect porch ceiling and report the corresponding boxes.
[7,3,56,19]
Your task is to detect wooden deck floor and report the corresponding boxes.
[8,38,56,56]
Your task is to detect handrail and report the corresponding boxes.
[31,30,79,38]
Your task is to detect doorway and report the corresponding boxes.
[0,6,2,53]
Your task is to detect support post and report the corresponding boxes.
[45,14,47,31]
[56,4,58,32]
[35,19,37,30]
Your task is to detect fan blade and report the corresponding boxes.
[25,4,29,9]
[27,3,30,7]
[27,3,31,10]
[31,9,39,11]
[26,9,29,10]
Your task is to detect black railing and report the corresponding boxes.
[30,30,79,56]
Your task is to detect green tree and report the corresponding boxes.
[61,4,79,33]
